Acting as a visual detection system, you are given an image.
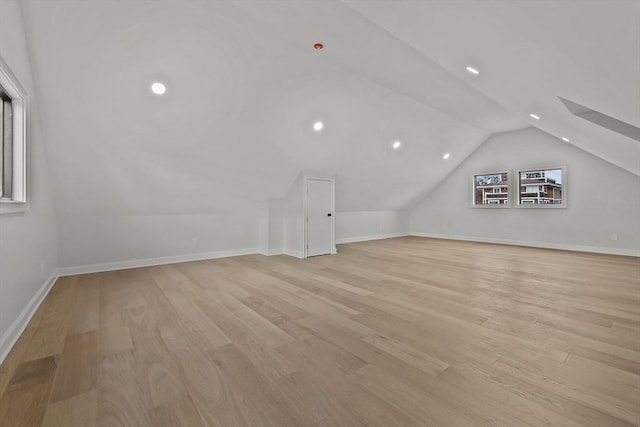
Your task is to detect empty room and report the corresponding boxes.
[1,0,639,425]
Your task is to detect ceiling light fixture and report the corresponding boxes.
[314,42,324,50]
[561,137,570,142]
[151,82,166,95]
[465,66,479,75]
[530,113,540,120]
[392,140,402,149]
[443,153,451,160]
[313,121,324,131]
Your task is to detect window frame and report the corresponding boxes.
[470,171,511,208]
[515,166,567,209]
[0,53,28,215]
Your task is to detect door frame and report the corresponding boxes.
[303,175,336,258]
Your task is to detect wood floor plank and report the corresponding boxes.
[492,357,639,425]
[97,325,133,357]
[303,272,374,296]
[362,333,450,377]
[355,362,478,427]
[0,325,36,396]
[1,237,638,426]
[148,395,205,427]
[240,291,311,322]
[213,290,294,348]
[179,261,254,300]
[19,320,70,364]
[158,324,246,427]
[240,295,295,324]
[207,344,302,426]
[277,335,367,376]
[125,308,189,409]
[148,265,232,350]
[435,362,613,427]
[0,357,57,426]
[97,350,152,427]
[274,367,418,427]
[36,276,78,326]
[49,330,98,404]
[41,389,97,427]
[68,275,101,335]
[194,294,297,382]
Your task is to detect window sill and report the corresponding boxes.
[0,200,29,215]
[470,204,511,209]
[513,204,567,209]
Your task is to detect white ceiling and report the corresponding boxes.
[345,0,640,175]
[20,0,638,216]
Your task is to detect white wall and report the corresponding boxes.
[0,0,58,361]
[282,174,304,258]
[411,127,640,255]
[56,172,410,268]
[264,199,284,255]
[336,210,409,244]
[58,213,261,271]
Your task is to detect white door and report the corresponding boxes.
[306,179,334,257]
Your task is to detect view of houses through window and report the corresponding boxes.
[518,168,563,205]
[473,172,509,206]
[472,168,565,208]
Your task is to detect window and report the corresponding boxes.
[516,167,566,208]
[471,172,510,207]
[1,88,13,199]
[0,54,27,214]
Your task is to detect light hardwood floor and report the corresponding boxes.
[1,237,639,426]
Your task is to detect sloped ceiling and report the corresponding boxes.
[20,0,636,217]
[345,0,640,176]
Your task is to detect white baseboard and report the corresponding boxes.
[263,233,412,257]
[0,270,59,366]
[283,249,304,259]
[336,232,410,245]
[259,248,284,256]
[58,248,261,276]
[410,232,640,257]
[262,249,304,258]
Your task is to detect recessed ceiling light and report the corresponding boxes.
[313,121,324,131]
[151,82,166,95]
[561,137,570,142]
[443,152,451,160]
[465,66,479,75]
[530,113,540,120]
[392,140,402,149]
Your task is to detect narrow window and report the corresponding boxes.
[0,54,28,214]
[0,88,13,199]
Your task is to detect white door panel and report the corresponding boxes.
[306,179,333,257]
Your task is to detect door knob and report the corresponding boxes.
[327,213,332,217]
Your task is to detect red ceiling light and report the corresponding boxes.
[313,42,324,50]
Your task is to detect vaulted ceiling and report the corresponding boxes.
[345,0,640,175]
[21,0,639,216]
